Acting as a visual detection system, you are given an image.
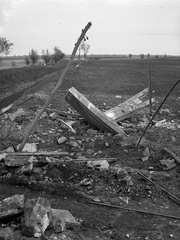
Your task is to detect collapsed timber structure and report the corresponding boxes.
[65,87,151,135]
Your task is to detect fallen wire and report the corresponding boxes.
[137,171,180,206]
[88,201,180,220]
[136,79,180,148]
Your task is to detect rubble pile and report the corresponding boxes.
[1,87,180,239]
[0,194,80,239]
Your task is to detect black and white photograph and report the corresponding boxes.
[0,0,180,239]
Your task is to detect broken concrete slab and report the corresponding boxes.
[1,194,24,212]
[17,142,37,152]
[0,227,14,240]
[65,87,125,136]
[160,159,176,171]
[8,108,26,122]
[51,209,79,230]
[0,195,24,223]
[87,160,109,171]
[22,197,52,238]
[5,155,29,167]
[104,88,151,122]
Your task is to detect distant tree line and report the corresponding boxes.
[128,53,168,59]
[25,46,65,65]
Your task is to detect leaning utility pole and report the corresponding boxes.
[18,22,92,152]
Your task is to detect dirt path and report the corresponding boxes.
[0,70,61,110]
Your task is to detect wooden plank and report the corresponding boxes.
[104,88,150,122]
[65,87,125,136]
[2,151,69,156]
[46,108,80,118]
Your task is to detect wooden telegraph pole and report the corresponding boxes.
[18,22,92,152]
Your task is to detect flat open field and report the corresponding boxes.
[0,58,180,239]
[0,57,45,69]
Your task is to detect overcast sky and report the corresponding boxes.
[0,0,180,56]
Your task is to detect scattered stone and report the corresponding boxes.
[155,119,180,130]
[17,162,33,175]
[69,141,79,148]
[97,150,102,155]
[69,137,75,141]
[160,159,176,171]
[80,178,93,186]
[76,140,82,146]
[111,165,133,186]
[57,137,67,145]
[22,197,52,238]
[1,194,24,212]
[51,216,66,233]
[0,153,7,162]
[5,147,15,153]
[86,129,98,135]
[76,155,86,160]
[86,149,94,155]
[142,147,150,161]
[40,112,49,118]
[136,136,147,147]
[87,160,109,171]
[115,95,122,99]
[17,142,37,152]
[5,155,35,167]
[32,167,43,174]
[51,209,80,230]
[0,195,24,221]
[50,112,59,120]
[0,227,14,240]
[8,108,26,121]
[113,133,124,141]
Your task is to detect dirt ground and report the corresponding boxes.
[0,58,180,239]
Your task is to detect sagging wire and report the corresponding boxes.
[136,79,180,148]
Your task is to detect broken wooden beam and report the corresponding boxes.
[69,157,117,163]
[1,151,69,157]
[65,87,125,136]
[104,88,151,122]
[46,108,80,119]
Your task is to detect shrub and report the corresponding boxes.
[29,49,39,65]
[24,55,30,65]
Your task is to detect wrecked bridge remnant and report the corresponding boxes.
[65,87,125,135]
[104,88,151,122]
[65,87,152,134]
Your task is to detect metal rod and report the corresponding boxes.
[137,171,180,205]
[88,201,180,220]
[136,79,180,148]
